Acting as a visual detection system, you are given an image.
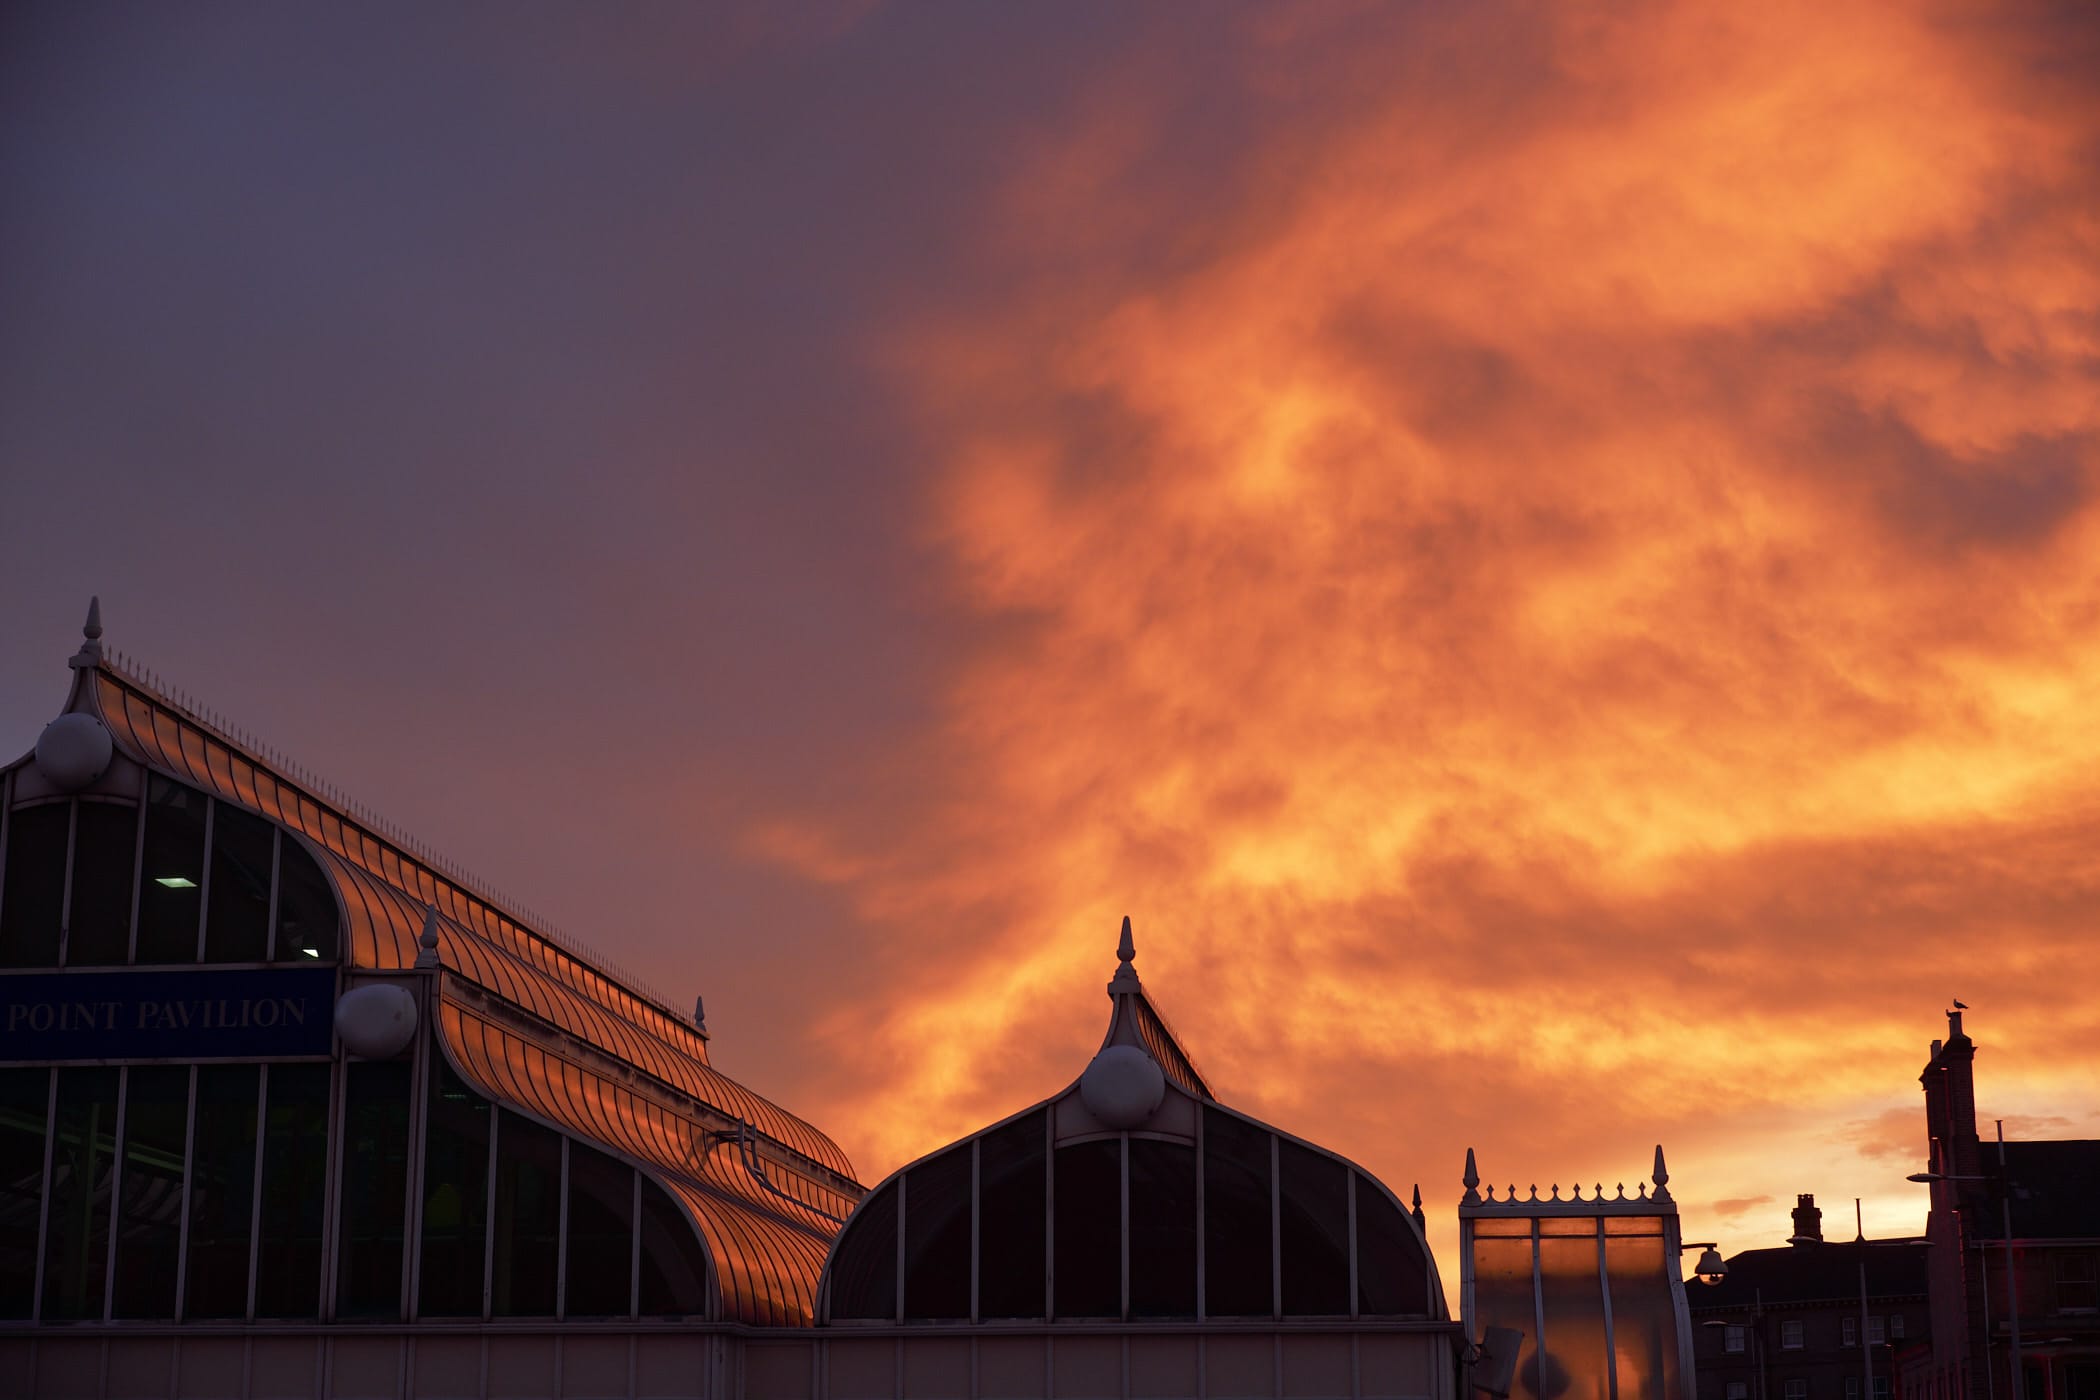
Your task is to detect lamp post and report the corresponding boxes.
[1910,1122,2023,1400]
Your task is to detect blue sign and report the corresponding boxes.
[0,967,337,1061]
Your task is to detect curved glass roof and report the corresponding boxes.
[818,925,1448,1326]
[52,643,860,1325]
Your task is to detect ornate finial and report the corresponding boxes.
[1528,1184,1539,1202]
[1550,1183,1562,1201]
[1485,1183,1498,1202]
[693,996,709,1039]
[1615,1182,1626,1200]
[71,596,105,669]
[414,903,441,969]
[1412,1184,1425,1227]
[1462,1147,1481,1206]
[1109,915,1141,992]
[1651,1145,1672,1202]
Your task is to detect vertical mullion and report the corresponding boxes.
[31,1067,56,1323]
[1119,1133,1130,1321]
[1597,1216,1620,1400]
[628,1169,641,1320]
[480,1110,499,1320]
[1531,1219,1547,1400]
[264,830,282,963]
[56,799,78,965]
[1347,1172,1360,1320]
[555,1136,570,1321]
[1269,1133,1282,1319]
[102,1065,130,1321]
[894,1169,906,1323]
[1194,1105,1206,1322]
[1043,1108,1055,1322]
[125,769,147,963]
[969,1138,981,1324]
[194,800,216,960]
[0,770,11,930]
[401,1005,431,1323]
[317,1052,347,1319]
[174,1064,199,1320]
[246,1063,268,1321]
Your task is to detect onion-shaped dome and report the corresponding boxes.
[819,919,1447,1324]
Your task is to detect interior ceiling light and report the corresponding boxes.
[153,876,198,888]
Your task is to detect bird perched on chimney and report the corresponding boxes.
[1952,998,1969,1009]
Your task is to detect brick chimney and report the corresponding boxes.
[1790,1193,1822,1244]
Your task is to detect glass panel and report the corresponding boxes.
[1,802,69,967]
[136,778,207,963]
[825,1179,897,1321]
[902,1143,971,1319]
[203,803,273,962]
[418,1056,491,1318]
[255,1064,329,1317]
[0,1068,50,1318]
[1538,1230,1609,1400]
[638,1175,712,1317]
[1604,1233,1682,1400]
[1203,1106,1273,1317]
[564,1142,633,1318]
[975,1110,1044,1318]
[336,1058,411,1317]
[1356,1175,1430,1315]
[65,801,137,966]
[1129,1137,1196,1318]
[42,1065,119,1320]
[184,1064,259,1319]
[1470,1228,1540,1400]
[1278,1138,1349,1316]
[273,837,338,962]
[490,1110,560,1316]
[1053,1137,1120,1319]
[111,1065,188,1317]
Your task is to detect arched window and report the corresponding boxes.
[821,1100,1436,1323]
[0,774,340,967]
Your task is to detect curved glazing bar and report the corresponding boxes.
[436,999,849,1326]
[88,667,857,1185]
[819,1080,1445,1325]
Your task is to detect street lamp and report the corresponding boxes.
[1911,1121,2025,1400]
[1684,1243,1729,1286]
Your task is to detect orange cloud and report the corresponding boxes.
[747,0,2100,1276]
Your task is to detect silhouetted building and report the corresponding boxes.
[1689,1196,1929,1400]
[1,603,1466,1397]
[1904,1012,2100,1400]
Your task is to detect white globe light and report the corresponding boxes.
[35,713,113,791]
[335,983,419,1059]
[1079,1044,1166,1129]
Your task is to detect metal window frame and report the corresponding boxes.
[1119,1130,1131,1321]
[101,1064,130,1321]
[30,1065,56,1323]
[245,1062,268,1321]
[125,767,149,963]
[555,1135,571,1320]
[1595,1215,1621,1400]
[1194,1097,1207,1321]
[173,1062,199,1320]
[264,827,282,963]
[481,1107,500,1320]
[56,798,78,966]
[1270,1131,1283,1319]
[628,1167,642,1321]
[969,1137,981,1325]
[193,799,217,961]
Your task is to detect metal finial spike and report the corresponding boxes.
[1118,915,1134,964]
[1651,1144,1672,1201]
[1485,1183,1497,1202]
[1528,1184,1539,1201]
[1463,1147,1479,1188]
[1596,1183,1604,1200]
[1616,1182,1626,1200]
[1551,1183,1562,1201]
[1411,1184,1426,1226]
[84,597,102,640]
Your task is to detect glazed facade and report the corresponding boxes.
[2,612,1474,1398]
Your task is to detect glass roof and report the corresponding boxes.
[71,656,863,1325]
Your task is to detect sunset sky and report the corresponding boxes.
[4,1,2097,1280]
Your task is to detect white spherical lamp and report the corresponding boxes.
[1079,1044,1166,1129]
[35,713,113,791]
[335,983,419,1059]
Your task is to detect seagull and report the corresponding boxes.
[1952,999,1969,1009]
